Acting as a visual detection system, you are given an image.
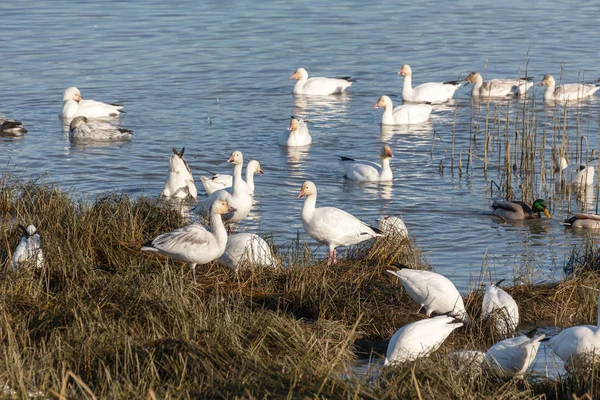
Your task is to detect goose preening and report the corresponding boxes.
[298,181,382,266]
[196,151,259,225]
[0,117,27,136]
[290,68,353,95]
[447,350,486,376]
[485,334,545,375]
[278,116,312,147]
[398,64,460,103]
[373,95,432,125]
[387,264,468,321]
[385,316,463,365]
[160,147,198,201]
[339,145,394,182]
[200,160,264,195]
[68,116,133,142]
[563,213,600,229]
[218,233,276,272]
[539,75,600,101]
[12,224,44,270]
[142,199,234,281]
[491,199,551,221]
[482,282,519,335]
[464,72,534,98]
[378,215,408,239]
[60,86,123,120]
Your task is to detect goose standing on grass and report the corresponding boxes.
[218,233,276,272]
[398,64,460,103]
[290,68,353,95]
[538,75,600,101]
[378,215,408,239]
[278,116,312,147]
[60,86,123,120]
[298,181,382,266]
[563,213,600,229]
[482,281,519,335]
[387,264,468,321]
[12,224,44,270]
[464,72,534,98]
[385,316,463,365]
[200,160,264,195]
[373,95,432,125]
[0,116,27,136]
[339,145,394,182]
[485,334,546,375]
[69,116,133,142]
[160,147,198,201]
[491,199,551,221]
[142,199,234,282]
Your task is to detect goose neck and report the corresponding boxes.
[231,163,243,194]
[301,193,317,222]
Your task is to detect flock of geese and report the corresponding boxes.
[6,64,600,374]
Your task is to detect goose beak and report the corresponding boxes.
[373,102,381,109]
[387,149,394,158]
[290,72,297,80]
[297,189,306,199]
[228,205,237,212]
[537,82,544,87]
[258,169,264,175]
[543,209,551,219]
[227,155,235,163]
[75,94,82,102]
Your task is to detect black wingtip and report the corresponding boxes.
[18,224,29,237]
[142,240,154,248]
[371,226,384,235]
[338,155,355,162]
[391,262,411,270]
[118,128,133,134]
[443,80,461,86]
[337,76,355,82]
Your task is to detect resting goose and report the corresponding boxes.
[200,160,263,195]
[12,224,44,270]
[218,233,276,272]
[339,145,394,182]
[278,116,312,147]
[373,95,432,125]
[160,147,198,201]
[491,199,551,221]
[539,75,600,101]
[298,181,382,265]
[290,68,352,95]
[465,72,534,98]
[378,215,409,239]
[485,334,546,375]
[142,199,233,281]
[60,86,123,120]
[482,282,519,335]
[69,116,132,142]
[398,64,460,103]
[0,117,27,136]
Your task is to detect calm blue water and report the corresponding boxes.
[2,0,600,292]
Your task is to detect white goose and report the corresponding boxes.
[339,145,394,182]
[378,215,409,239]
[385,316,463,365]
[218,233,276,272]
[465,72,534,98]
[142,199,233,281]
[60,86,123,120]
[0,117,27,136]
[374,95,432,125]
[482,281,519,335]
[69,116,133,142]
[387,264,468,321]
[577,165,595,186]
[398,64,460,103]
[539,75,600,101]
[278,116,312,147]
[197,151,258,225]
[160,147,198,201]
[290,68,353,95]
[485,334,545,375]
[12,224,44,270]
[200,160,264,195]
[547,293,600,365]
[298,181,382,265]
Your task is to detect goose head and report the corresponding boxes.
[212,199,236,214]
[69,116,88,131]
[380,144,394,159]
[464,72,482,86]
[290,68,308,80]
[398,64,412,77]
[297,181,317,198]
[374,95,393,109]
[169,147,192,174]
[247,160,264,175]
[63,87,82,102]
[289,116,302,131]
[532,199,551,218]
[227,151,244,165]
[538,75,555,87]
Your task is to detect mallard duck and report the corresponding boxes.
[491,199,551,220]
[563,213,600,229]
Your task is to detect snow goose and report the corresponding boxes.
[482,281,519,335]
[387,264,468,321]
[576,165,595,186]
[385,316,463,365]
[465,72,533,98]
[197,151,258,225]
[69,116,132,142]
[142,199,234,281]
[12,224,44,270]
[290,68,353,95]
[218,233,276,272]
[378,215,408,239]
[278,116,312,147]
[539,75,600,101]
[298,181,382,265]
[160,147,198,201]
[0,116,27,136]
[491,199,551,221]
[398,64,460,103]
[60,86,123,120]
[485,334,545,375]
[374,95,432,125]
[563,213,600,229]
[339,145,394,182]
[200,160,263,195]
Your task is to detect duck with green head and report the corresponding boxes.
[492,199,551,221]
